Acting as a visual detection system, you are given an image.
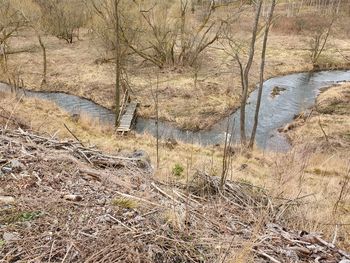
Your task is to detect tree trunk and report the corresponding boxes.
[115,0,121,126]
[179,0,188,65]
[240,0,263,144]
[37,34,47,87]
[249,0,276,148]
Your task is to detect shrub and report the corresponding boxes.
[34,0,88,43]
[112,198,138,209]
[172,163,184,177]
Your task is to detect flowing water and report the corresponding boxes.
[1,70,350,151]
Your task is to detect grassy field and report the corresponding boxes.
[1,4,350,130]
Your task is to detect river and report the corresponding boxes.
[1,70,350,151]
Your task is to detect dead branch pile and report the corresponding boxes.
[256,223,350,263]
[0,127,349,262]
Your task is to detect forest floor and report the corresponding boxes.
[1,6,350,130]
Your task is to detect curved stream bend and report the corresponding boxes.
[1,70,350,151]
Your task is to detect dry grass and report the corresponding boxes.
[271,83,350,247]
[1,91,350,252]
[0,92,222,178]
[227,148,350,250]
[1,3,350,260]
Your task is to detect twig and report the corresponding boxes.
[48,240,56,263]
[76,149,93,165]
[318,118,330,145]
[64,123,85,147]
[256,250,281,263]
[332,224,338,245]
[106,214,136,232]
[151,182,181,204]
[61,243,73,263]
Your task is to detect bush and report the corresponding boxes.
[34,0,88,43]
[172,163,184,177]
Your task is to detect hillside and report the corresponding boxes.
[0,126,348,262]
[1,84,350,262]
[1,0,350,262]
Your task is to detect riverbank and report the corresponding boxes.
[280,82,350,176]
[273,83,350,248]
[2,4,350,131]
[284,82,350,153]
[281,83,350,178]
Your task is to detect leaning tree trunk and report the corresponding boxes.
[249,0,276,148]
[115,0,121,126]
[240,0,263,144]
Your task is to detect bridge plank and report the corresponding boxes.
[116,101,138,133]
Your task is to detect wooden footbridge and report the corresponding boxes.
[116,90,139,134]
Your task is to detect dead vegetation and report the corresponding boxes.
[270,83,350,252]
[1,126,349,262]
[0,84,349,261]
[0,0,349,261]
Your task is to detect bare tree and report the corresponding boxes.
[151,73,160,169]
[220,117,235,189]
[124,1,175,68]
[235,0,263,144]
[89,0,125,124]
[309,14,335,66]
[249,0,276,148]
[34,0,87,44]
[179,0,188,65]
[182,1,223,66]
[37,33,47,86]
[123,0,224,68]
[18,0,48,86]
[0,0,25,71]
